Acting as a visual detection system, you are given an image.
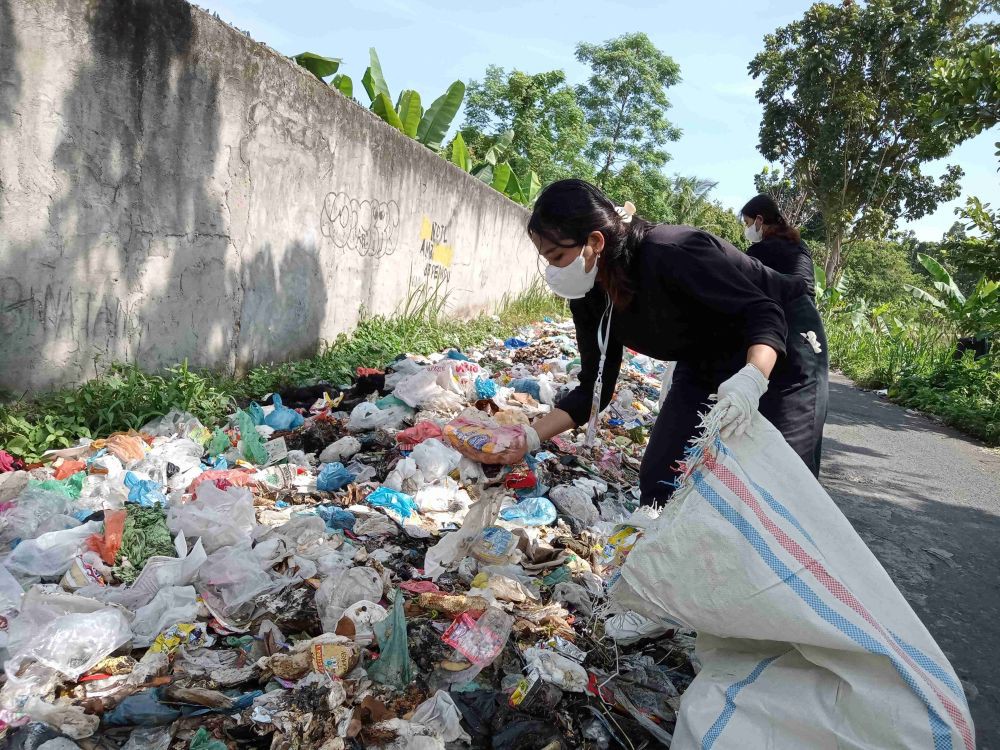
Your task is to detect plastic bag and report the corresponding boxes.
[474,376,498,399]
[336,599,388,645]
[410,690,472,744]
[441,606,513,667]
[348,402,408,432]
[410,439,461,481]
[319,436,361,464]
[549,484,599,528]
[197,543,281,617]
[207,428,232,457]
[236,409,267,465]
[102,432,149,465]
[22,606,132,678]
[383,458,425,495]
[395,422,443,451]
[123,472,168,506]
[523,647,589,692]
[314,505,356,532]
[141,409,209,444]
[499,497,557,526]
[367,591,412,688]
[247,402,266,426]
[427,359,484,397]
[86,508,126,565]
[189,727,227,750]
[52,460,85,481]
[443,415,528,465]
[0,487,75,547]
[392,370,441,408]
[263,394,305,431]
[122,726,173,750]
[5,521,101,582]
[424,488,504,580]
[315,566,383,633]
[366,487,418,519]
[470,526,518,565]
[103,688,181,727]
[316,462,355,492]
[167,484,254,553]
[28,473,85,500]
[131,585,199,647]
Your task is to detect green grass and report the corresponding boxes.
[0,280,567,462]
[824,312,1000,446]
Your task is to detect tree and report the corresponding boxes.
[753,163,818,228]
[940,197,1000,285]
[749,0,996,281]
[575,33,682,188]
[460,67,592,186]
[922,39,1000,155]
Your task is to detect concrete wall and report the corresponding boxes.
[0,0,538,394]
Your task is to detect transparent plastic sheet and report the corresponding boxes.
[18,606,132,679]
[441,606,513,667]
[423,488,504,580]
[131,585,200,647]
[410,690,472,743]
[167,484,255,553]
[197,543,283,619]
[0,487,75,548]
[367,592,412,688]
[140,409,209,444]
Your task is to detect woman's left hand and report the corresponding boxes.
[713,364,769,438]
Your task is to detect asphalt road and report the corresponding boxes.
[822,373,1000,748]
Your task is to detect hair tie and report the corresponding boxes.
[615,201,636,224]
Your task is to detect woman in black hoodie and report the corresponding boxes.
[489,180,829,504]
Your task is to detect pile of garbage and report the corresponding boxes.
[0,320,688,749]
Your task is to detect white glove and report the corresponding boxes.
[713,364,768,438]
[524,425,541,453]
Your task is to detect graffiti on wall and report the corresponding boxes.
[418,216,453,284]
[320,191,400,259]
[0,276,147,346]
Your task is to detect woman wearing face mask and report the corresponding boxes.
[740,194,816,294]
[486,179,828,503]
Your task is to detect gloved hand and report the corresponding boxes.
[443,417,540,465]
[712,364,768,438]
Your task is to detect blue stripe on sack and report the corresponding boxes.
[691,471,955,750]
[714,438,817,546]
[890,630,967,706]
[702,655,781,750]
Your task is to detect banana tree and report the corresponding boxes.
[361,48,465,153]
[449,131,541,206]
[292,52,353,97]
[905,253,1000,339]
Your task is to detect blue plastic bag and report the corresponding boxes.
[509,378,542,401]
[504,337,530,349]
[446,349,471,361]
[264,394,305,431]
[124,471,168,506]
[104,689,181,727]
[474,376,498,399]
[317,462,355,492]
[247,402,266,426]
[366,487,418,519]
[500,497,558,526]
[314,505,356,532]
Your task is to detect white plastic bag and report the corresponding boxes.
[392,370,443,408]
[131,585,199,647]
[198,543,283,618]
[4,521,101,582]
[424,488,504,579]
[348,402,408,432]
[523,647,589,692]
[411,690,472,743]
[548,485,599,528]
[319,436,362,463]
[315,566,384,633]
[612,410,974,750]
[167,483,255,553]
[411,439,462,481]
[384,457,425,495]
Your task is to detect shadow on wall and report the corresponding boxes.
[0,0,326,393]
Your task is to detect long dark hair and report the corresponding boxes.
[739,194,801,243]
[527,179,652,308]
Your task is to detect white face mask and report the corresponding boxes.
[744,222,763,244]
[545,249,598,299]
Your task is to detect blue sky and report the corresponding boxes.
[196,0,998,240]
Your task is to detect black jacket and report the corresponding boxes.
[747,236,816,296]
[556,224,808,426]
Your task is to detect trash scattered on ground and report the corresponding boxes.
[0,320,691,748]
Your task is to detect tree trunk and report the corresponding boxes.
[824,230,844,283]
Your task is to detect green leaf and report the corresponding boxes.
[332,74,353,98]
[292,52,341,80]
[450,132,471,172]
[504,172,525,204]
[361,48,391,104]
[521,170,542,203]
[491,162,513,194]
[372,93,405,132]
[483,130,514,167]
[904,283,946,309]
[416,80,466,151]
[396,90,423,139]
